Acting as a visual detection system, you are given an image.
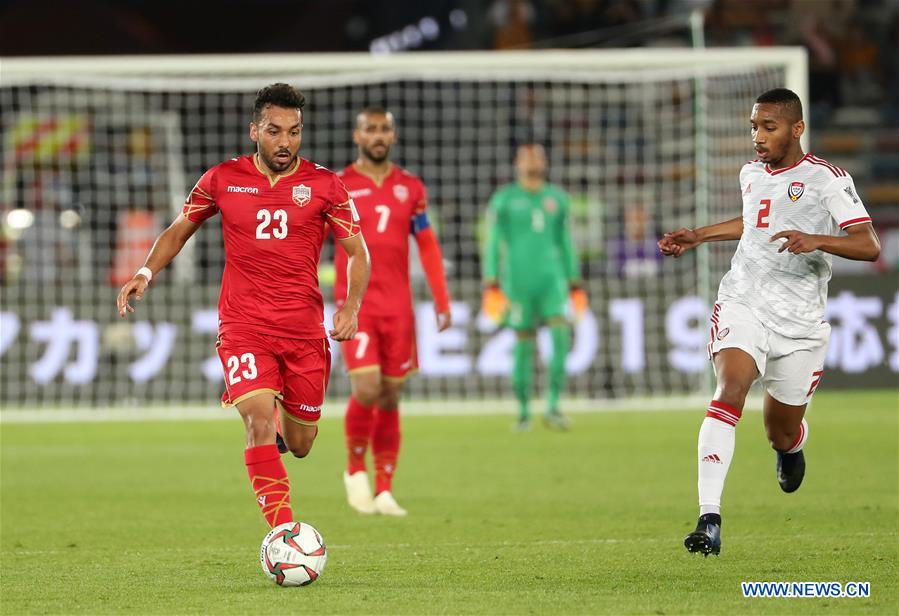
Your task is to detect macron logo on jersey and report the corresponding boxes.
[227,186,259,194]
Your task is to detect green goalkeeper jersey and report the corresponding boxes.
[482,182,579,296]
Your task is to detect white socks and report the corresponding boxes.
[697,400,742,516]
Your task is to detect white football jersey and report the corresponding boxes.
[717,153,871,338]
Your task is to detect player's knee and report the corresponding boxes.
[378,391,400,410]
[377,383,402,410]
[288,442,313,458]
[353,381,381,407]
[287,433,316,458]
[714,379,751,410]
[284,423,318,458]
[515,330,536,341]
[766,427,798,451]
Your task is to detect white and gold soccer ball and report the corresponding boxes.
[259,521,327,586]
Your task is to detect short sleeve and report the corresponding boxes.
[739,164,752,193]
[182,167,219,223]
[822,175,872,230]
[322,174,360,240]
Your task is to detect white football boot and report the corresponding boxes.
[373,491,408,517]
[343,471,376,514]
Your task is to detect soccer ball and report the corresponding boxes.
[259,521,327,586]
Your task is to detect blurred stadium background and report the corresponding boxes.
[1,0,896,415]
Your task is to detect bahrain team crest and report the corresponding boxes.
[788,181,804,202]
[292,184,311,207]
[393,184,409,202]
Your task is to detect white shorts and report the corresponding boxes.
[707,301,830,406]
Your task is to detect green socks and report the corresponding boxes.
[511,337,535,420]
[547,325,570,414]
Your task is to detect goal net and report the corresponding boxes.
[0,50,807,411]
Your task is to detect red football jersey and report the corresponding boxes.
[334,164,427,316]
[183,154,359,339]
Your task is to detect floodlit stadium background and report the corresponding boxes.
[1,0,897,417]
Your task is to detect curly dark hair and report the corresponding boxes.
[253,83,306,122]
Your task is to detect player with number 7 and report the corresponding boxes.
[332,107,453,517]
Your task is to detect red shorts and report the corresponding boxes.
[341,312,418,380]
[216,328,331,424]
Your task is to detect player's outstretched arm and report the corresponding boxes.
[771,222,881,261]
[116,215,202,317]
[414,227,452,331]
[658,216,743,258]
[331,233,370,341]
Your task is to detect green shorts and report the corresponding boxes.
[504,284,567,331]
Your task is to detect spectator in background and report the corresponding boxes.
[601,0,645,30]
[489,0,536,49]
[838,18,881,105]
[881,9,899,126]
[608,201,662,279]
[19,171,84,284]
[789,0,853,121]
[109,208,159,287]
[109,127,161,287]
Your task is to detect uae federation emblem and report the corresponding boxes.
[788,181,804,202]
[393,184,409,202]
[292,184,311,207]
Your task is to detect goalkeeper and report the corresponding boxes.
[481,144,586,431]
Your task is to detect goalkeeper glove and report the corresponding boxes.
[481,283,508,324]
[569,283,588,322]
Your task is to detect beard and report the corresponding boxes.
[261,149,297,172]
[361,144,390,163]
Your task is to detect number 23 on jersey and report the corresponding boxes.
[256,209,288,239]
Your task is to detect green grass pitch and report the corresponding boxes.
[1,390,896,614]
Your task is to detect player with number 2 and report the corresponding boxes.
[659,88,880,556]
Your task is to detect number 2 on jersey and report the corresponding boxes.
[756,199,771,228]
[256,209,288,239]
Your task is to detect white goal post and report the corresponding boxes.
[0,48,808,413]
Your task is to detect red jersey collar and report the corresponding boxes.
[349,162,396,188]
[252,153,303,187]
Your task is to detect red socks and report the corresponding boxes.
[372,407,401,495]
[345,397,402,494]
[245,444,293,527]
[344,396,375,474]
